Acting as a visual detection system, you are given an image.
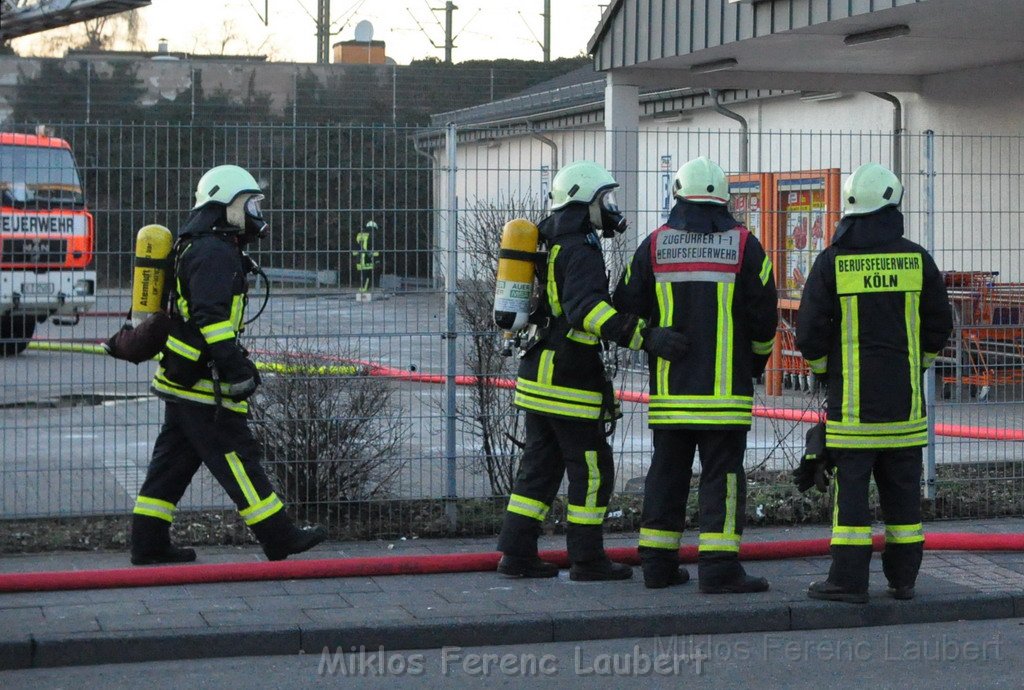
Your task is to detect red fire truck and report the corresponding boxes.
[0,131,96,355]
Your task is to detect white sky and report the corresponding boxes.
[14,0,611,65]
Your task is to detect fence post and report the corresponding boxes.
[444,122,459,528]
[923,130,937,501]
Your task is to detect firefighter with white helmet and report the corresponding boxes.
[797,162,953,602]
[130,165,327,565]
[613,156,778,591]
[496,160,688,581]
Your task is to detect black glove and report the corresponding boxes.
[792,422,832,493]
[209,341,260,400]
[642,326,689,361]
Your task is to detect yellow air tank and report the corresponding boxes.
[493,218,539,338]
[131,224,173,326]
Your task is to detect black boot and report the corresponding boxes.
[497,554,559,578]
[887,585,915,600]
[250,511,327,561]
[882,542,922,599]
[698,555,768,594]
[642,555,689,589]
[808,580,869,604]
[569,557,633,581]
[130,514,197,566]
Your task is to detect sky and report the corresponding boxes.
[13,0,611,65]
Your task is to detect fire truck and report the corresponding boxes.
[0,131,96,355]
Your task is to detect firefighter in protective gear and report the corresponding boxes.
[497,160,686,581]
[130,165,327,565]
[613,156,778,592]
[797,162,953,603]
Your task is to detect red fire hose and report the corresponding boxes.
[2,533,1023,593]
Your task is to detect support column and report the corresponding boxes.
[605,72,641,250]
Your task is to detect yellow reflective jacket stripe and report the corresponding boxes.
[166,336,201,361]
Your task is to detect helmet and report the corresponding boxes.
[193,165,262,209]
[549,161,618,210]
[842,163,903,217]
[673,156,729,205]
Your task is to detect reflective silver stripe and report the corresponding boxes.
[133,495,176,522]
[166,336,201,361]
[628,322,644,350]
[649,395,753,407]
[655,270,736,283]
[567,504,606,524]
[807,356,828,374]
[240,493,284,525]
[638,529,682,549]
[516,379,604,405]
[507,494,550,520]
[200,320,235,344]
[567,328,599,345]
[826,418,928,434]
[827,434,928,449]
[583,301,615,336]
[752,338,775,355]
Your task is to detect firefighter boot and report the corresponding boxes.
[570,557,633,581]
[566,524,633,580]
[882,542,923,600]
[807,580,869,604]
[250,511,327,561]
[807,545,872,603]
[698,555,769,594]
[497,555,559,578]
[641,551,689,589]
[130,514,197,566]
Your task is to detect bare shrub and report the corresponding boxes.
[456,194,546,495]
[250,351,409,524]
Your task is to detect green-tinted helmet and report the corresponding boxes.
[673,156,729,205]
[842,163,903,217]
[549,160,618,210]
[193,165,262,209]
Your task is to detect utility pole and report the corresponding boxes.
[542,0,551,63]
[442,1,457,64]
[316,0,330,64]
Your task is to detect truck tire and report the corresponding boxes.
[0,314,35,356]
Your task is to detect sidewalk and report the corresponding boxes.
[3,520,1024,670]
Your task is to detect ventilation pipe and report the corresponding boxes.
[709,89,748,173]
[870,92,903,178]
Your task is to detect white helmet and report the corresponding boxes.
[193,165,262,209]
[673,156,729,205]
[549,160,618,210]
[842,163,903,217]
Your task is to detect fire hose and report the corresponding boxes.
[2,533,1024,593]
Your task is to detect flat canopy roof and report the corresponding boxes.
[589,0,1024,92]
[1,0,152,42]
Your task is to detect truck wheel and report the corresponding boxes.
[0,314,35,356]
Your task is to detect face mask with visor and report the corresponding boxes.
[243,194,269,240]
[589,190,628,238]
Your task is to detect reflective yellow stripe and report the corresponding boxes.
[827,433,928,450]
[724,473,737,538]
[648,410,753,426]
[655,283,673,395]
[885,523,925,544]
[624,262,632,285]
[567,504,606,525]
[176,276,190,319]
[239,493,284,525]
[537,350,555,386]
[831,524,873,546]
[584,450,600,508]
[628,320,644,351]
[649,395,753,408]
[507,493,550,521]
[566,329,599,345]
[826,418,928,435]
[225,452,260,506]
[151,375,249,414]
[547,245,562,317]
[166,336,201,361]
[583,301,616,337]
[759,255,773,286]
[906,292,922,419]
[133,495,176,523]
[516,379,603,406]
[200,320,235,345]
[698,532,740,553]
[230,294,245,331]
[922,352,938,369]
[513,391,603,420]
[638,527,683,550]
[807,355,828,374]
[840,295,860,423]
[715,283,735,397]
[752,338,775,356]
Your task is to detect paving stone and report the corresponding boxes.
[144,597,251,614]
[502,596,611,614]
[0,637,32,671]
[342,591,450,608]
[303,606,415,625]
[97,611,208,632]
[186,581,289,598]
[0,590,98,609]
[86,585,191,603]
[402,600,515,619]
[280,578,381,595]
[200,609,313,628]
[243,594,349,611]
[43,601,148,620]
[551,603,790,641]
[789,592,1014,630]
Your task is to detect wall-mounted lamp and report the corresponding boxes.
[844,24,910,46]
[690,58,738,74]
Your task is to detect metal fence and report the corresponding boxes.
[1,122,1022,538]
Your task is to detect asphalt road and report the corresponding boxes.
[1,619,1020,688]
[1,289,1021,518]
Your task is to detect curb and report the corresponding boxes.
[3,593,1022,670]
